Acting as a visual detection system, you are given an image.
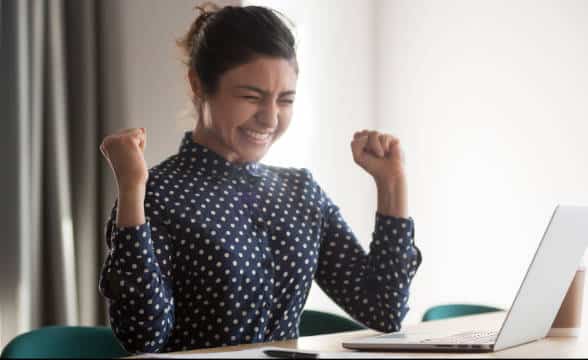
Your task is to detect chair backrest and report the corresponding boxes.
[1,326,128,359]
[422,304,503,322]
[299,310,365,337]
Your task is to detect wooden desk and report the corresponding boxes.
[137,312,588,358]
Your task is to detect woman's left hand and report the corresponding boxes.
[351,130,405,185]
[351,130,408,217]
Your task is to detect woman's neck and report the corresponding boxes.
[191,126,243,164]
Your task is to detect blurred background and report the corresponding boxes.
[2,0,588,349]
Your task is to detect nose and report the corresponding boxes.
[256,101,279,129]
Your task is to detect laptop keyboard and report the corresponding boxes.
[420,330,498,345]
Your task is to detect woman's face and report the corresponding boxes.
[193,56,298,164]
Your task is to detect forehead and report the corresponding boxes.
[220,57,298,93]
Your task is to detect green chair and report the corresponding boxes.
[422,304,503,322]
[299,310,365,337]
[1,326,129,359]
[0,313,365,356]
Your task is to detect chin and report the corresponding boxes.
[240,148,268,163]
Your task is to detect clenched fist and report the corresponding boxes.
[351,130,408,217]
[351,130,405,186]
[100,128,149,191]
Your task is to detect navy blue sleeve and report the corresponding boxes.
[99,196,176,353]
[309,170,422,333]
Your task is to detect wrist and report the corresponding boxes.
[117,184,146,199]
[374,170,405,188]
[375,177,408,218]
[116,188,146,228]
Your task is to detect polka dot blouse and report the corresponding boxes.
[99,131,422,354]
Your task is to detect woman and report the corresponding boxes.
[99,3,422,354]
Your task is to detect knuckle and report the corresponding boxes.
[123,132,137,141]
[101,138,113,149]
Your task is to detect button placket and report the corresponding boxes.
[237,173,275,328]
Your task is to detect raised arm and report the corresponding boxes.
[314,130,422,332]
[98,128,175,353]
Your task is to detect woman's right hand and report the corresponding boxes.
[100,128,149,192]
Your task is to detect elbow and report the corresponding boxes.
[367,316,403,334]
[367,305,409,333]
[107,303,176,354]
[110,318,174,354]
[115,335,167,355]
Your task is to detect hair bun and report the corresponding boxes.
[177,2,221,66]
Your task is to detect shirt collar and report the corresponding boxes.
[177,131,264,178]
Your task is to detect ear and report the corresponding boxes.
[188,69,203,100]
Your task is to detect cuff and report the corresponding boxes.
[374,213,415,245]
[110,222,157,273]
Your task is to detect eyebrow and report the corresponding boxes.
[235,85,296,97]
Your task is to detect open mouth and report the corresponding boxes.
[240,128,273,145]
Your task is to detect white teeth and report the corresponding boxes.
[243,129,272,141]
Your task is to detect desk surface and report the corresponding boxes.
[140,312,587,358]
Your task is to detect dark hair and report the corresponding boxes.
[177,2,298,97]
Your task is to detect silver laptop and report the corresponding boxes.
[343,205,588,353]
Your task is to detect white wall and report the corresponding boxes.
[376,0,588,324]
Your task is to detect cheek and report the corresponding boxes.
[229,103,258,128]
[275,110,293,138]
[210,102,254,133]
